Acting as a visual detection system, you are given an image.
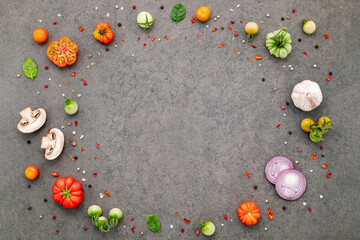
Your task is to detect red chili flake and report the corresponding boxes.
[143,43,146,47]
[71,72,76,77]
[67,121,72,126]
[148,35,151,38]
[44,66,48,70]
[51,172,60,177]
[246,171,251,178]
[218,44,225,48]
[122,37,125,42]
[183,218,190,224]
[250,45,257,48]
[131,226,136,233]
[240,20,243,23]
[83,227,87,231]
[312,153,318,159]
[56,230,59,234]
[52,216,56,220]
[212,27,218,32]
[234,32,238,37]
[181,228,184,233]
[235,49,239,54]
[281,105,285,110]
[132,5,136,9]
[96,144,100,149]
[248,57,253,62]
[191,17,196,23]
[231,19,235,24]
[94,156,98,159]
[255,55,262,60]
[224,215,228,219]
[67,81,70,85]
[70,156,76,161]
[277,123,281,128]
[320,145,324,150]
[267,208,274,219]
[79,26,84,32]
[104,190,110,197]
[292,8,296,13]
[228,26,232,30]
[131,217,134,222]
[53,21,56,25]
[196,34,199,38]
[81,147,85,152]
[195,230,199,235]
[324,33,329,39]
[137,37,140,41]
[93,173,97,177]
[322,163,328,169]
[74,120,78,127]
[151,37,156,42]
[302,51,308,56]
[326,173,332,178]
[326,77,332,81]
[308,207,311,211]
[175,212,179,216]
[164,35,168,40]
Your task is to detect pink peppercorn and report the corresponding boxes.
[181,228,184,232]
[308,207,311,211]
[132,5,136,9]
[83,81,87,86]
[44,84,48,88]
[292,9,296,13]
[53,21,56,24]
[195,230,199,235]
[44,66,48,70]
[230,19,235,24]
[224,215,228,219]
[83,227,87,231]
[56,230,59,234]
[320,146,324,150]
[52,216,56,220]
[234,33,238,37]
[281,105,285,110]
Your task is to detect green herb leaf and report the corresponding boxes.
[171,4,186,23]
[147,214,161,232]
[22,58,38,80]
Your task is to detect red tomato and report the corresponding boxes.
[47,37,78,67]
[93,22,114,44]
[52,177,83,209]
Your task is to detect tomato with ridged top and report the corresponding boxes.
[47,37,78,67]
[52,177,83,209]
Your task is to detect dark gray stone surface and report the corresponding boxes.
[1,0,359,239]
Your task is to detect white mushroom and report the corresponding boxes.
[291,80,323,111]
[41,128,64,160]
[17,107,46,133]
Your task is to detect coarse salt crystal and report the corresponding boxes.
[39,20,42,22]
[229,9,234,11]
[120,7,124,10]
[77,94,82,97]
[303,202,307,206]
[100,193,105,198]
[221,223,224,227]
[106,12,109,17]
[170,224,173,229]
[80,135,84,140]
[82,170,86,174]
[72,131,76,135]
[237,4,240,8]
[36,91,40,95]
[320,195,323,199]
[310,170,313,172]
[57,14,61,17]
[81,178,86,182]
[95,6,98,10]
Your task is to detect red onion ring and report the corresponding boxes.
[275,169,306,200]
[265,156,294,184]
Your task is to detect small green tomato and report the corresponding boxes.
[64,97,78,115]
[109,208,123,227]
[198,218,216,236]
[303,20,316,34]
[137,11,156,29]
[88,205,102,224]
[96,216,111,232]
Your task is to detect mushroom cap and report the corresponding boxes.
[41,128,64,160]
[291,80,323,111]
[17,107,46,133]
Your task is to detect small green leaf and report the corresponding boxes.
[22,58,38,80]
[171,4,186,23]
[147,214,161,232]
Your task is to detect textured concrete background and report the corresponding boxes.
[0,0,359,239]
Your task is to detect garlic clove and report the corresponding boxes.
[291,80,323,111]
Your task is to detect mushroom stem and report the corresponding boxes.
[20,107,36,124]
[41,136,56,149]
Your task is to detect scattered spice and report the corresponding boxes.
[322,163,328,169]
[267,208,274,219]
[292,9,296,13]
[88,184,92,188]
[44,84,48,88]
[326,77,332,81]
[81,147,85,152]
[288,131,292,135]
[315,45,319,49]
[298,38,301,42]
[52,216,56,220]
[28,206,32,210]
[218,44,225,48]
[79,26,84,32]
[282,206,286,210]
[224,215,228,219]
[262,78,265,82]
[281,17,285,21]
[246,171,251,178]
[164,36,168,40]
[131,217,135,222]
[221,27,224,30]
[132,5,136,9]
[70,156,75,161]
[326,173,332,178]
[311,153,318,159]
[27,140,31,144]
[104,190,110,197]
[44,198,48,202]
[308,207,312,211]
[96,144,100,149]
[191,17,196,23]
[234,32,238,37]
[56,230,59,234]
[250,45,257,48]
[51,172,60,177]
[131,226,136,233]
[53,21,56,25]
[302,51,308,56]
[160,5,164,9]
[324,33,329,39]
[253,185,258,189]
[196,230,199,235]
[71,72,76,77]
[93,173,97,177]
[122,37,125,42]
[329,72,333,75]
[230,19,235,24]
[212,27,217,32]
[248,57,253,62]
[44,66,48,70]
[75,120,78,127]
[181,228,184,232]
[176,212,179,216]
[277,123,281,128]
[118,23,122,27]
[183,218,191,224]
[83,227,87,231]
[320,145,324,150]
[281,105,286,110]
[235,49,239,54]
[105,47,109,51]
[228,26,232,30]
[255,55,262,60]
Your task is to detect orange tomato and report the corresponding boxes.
[33,28,48,43]
[301,118,315,132]
[25,166,39,180]
[195,6,211,22]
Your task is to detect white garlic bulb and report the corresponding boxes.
[291,80,323,111]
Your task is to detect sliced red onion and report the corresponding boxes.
[275,169,306,200]
[265,156,294,184]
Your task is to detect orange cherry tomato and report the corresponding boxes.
[47,37,78,67]
[93,22,114,44]
[301,118,314,132]
[25,166,39,180]
[33,28,48,43]
[195,6,211,22]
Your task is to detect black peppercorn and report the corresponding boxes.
[298,38,301,42]
[27,140,31,144]
[74,156,78,160]
[253,185,258,189]
[321,154,325,158]
[28,206,32,211]
[315,45,319,49]
[88,184,92,188]
[281,17,285,21]
[118,23,122,27]
[105,47,109,52]
[160,5,164,9]
[262,78,265,82]
[44,198,48,202]
[221,27,224,30]
[283,206,286,210]
[329,72,333,75]
[286,101,289,105]
[27,184,31,188]
[288,131,292,135]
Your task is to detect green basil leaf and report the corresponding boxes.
[23,58,38,80]
[171,4,186,23]
[147,214,161,232]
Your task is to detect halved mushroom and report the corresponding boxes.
[17,107,46,133]
[41,128,64,160]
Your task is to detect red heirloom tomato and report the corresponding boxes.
[93,22,114,44]
[47,37,78,67]
[52,177,83,209]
